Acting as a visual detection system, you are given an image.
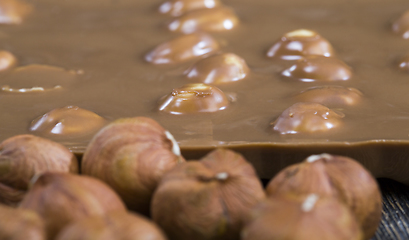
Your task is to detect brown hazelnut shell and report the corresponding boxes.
[0,204,45,240]
[0,134,78,206]
[82,117,184,214]
[56,211,167,240]
[266,153,382,239]
[151,148,266,240]
[19,172,126,239]
[241,194,363,240]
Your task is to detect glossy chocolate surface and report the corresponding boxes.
[2,0,409,182]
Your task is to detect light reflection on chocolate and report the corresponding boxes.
[0,51,17,71]
[294,86,363,107]
[392,10,409,39]
[159,0,221,17]
[281,56,352,82]
[158,83,229,114]
[272,102,344,134]
[398,54,409,71]
[168,7,239,34]
[0,64,77,93]
[0,0,32,24]
[185,53,250,84]
[267,29,335,60]
[145,33,220,64]
[29,106,107,138]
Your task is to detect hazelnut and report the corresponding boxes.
[267,29,335,60]
[158,83,230,114]
[151,148,266,240]
[19,172,126,239]
[159,0,221,17]
[185,53,250,84]
[266,153,382,239]
[241,194,363,240]
[56,211,167,240]
[392,10,409,39]
[0,50,17,71]
[29,106,107,139]
[168,7,239,34]
[281,55,352,82]
[272,102,344,134]
[0,134,78,206]
[294,86,363,107]
[0,0,32,24]
[0,204,45,240]
[82,117,184,214]
[145,33,219,64]
[1,64,77,93]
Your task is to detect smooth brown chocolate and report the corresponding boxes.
[168,7,239,34]
[158,83,229,114]
[0,0,32,24]
[0,51,16,71]
[267,29,335,60]
[159,0,221,17]
[272,102,344,134]
[185,52,249,84]
[29,106,107,138]
[281,56,352,82]
[3,0,409,183]
[145,33,219,64]
[294,86,363,107]
[392,10,409,39]
[1,64,77,93]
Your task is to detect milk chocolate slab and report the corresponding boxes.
[2,0,409,183]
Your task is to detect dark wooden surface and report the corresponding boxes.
[373,179,409,240]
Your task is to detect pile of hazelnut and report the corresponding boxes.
[0,115,382,240]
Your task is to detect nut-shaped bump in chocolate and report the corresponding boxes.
[267,29,335,60]
[158,83,229,114]
[168,7,239,34]
[0,0,32,24]
[392,10,409,39]
[272,102,344,134]
[281,56,352,82]
[186,53,250,84]
[294,86,363,107]
[266,153,382,239]
[0,50,17,71]
[19,173,127,240]
[398,54,409,71]
[241,194,363,240]
[159,0,221,17]
[56,211,167,240]
[29,106,107,138]
[1,64,77,93]
[151,149,266,240]
[0,134,78,206]
[145,33,219,64]
[0,205,45,240]
[82,117,184,214]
